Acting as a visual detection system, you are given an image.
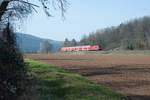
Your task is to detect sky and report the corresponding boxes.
[18,0,150,41]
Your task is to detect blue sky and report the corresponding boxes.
[20,0,150,41]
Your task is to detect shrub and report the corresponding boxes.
[0,24,27,100]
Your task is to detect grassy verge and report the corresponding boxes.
[25,59,126,100]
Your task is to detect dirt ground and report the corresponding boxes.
[25,53,150,100]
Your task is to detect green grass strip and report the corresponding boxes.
[25,59,126,100]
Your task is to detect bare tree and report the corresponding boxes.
[0,0,68,27]
[0,0,68,100]
[40,40,52,54]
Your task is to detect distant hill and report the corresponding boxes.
[16,33,64,52]
[80,16,150,50]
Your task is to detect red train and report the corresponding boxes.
[61,45,101,52]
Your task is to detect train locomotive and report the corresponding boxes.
[61,45,101,52]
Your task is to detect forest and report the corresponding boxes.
[64,16,150,50]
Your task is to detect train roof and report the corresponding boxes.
[62,45,91,48]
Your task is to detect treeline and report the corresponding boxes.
[79,16,150,50]
[64,38,78,47]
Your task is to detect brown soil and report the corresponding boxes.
[25,54,150,100]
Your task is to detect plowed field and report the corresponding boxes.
[25,54,150,100]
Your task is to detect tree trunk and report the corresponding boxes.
[0,1,10,21]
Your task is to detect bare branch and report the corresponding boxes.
[17,0,39,7]
[0,0,69,23]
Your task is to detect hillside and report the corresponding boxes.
[16,33,64,52]
[79,16,150,50]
